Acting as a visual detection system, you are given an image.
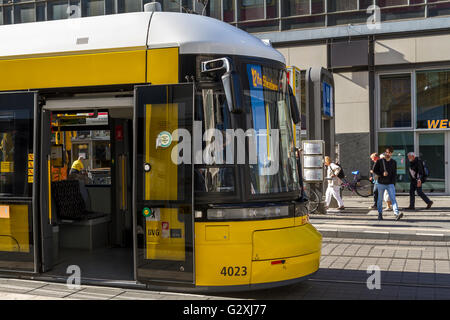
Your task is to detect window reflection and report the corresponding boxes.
[416,70,450,129]
[380,74,412,128]
[0,110,33,197]
[48,0,69,20]
[378,131,414,192]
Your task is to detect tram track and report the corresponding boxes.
[307,277,450,290]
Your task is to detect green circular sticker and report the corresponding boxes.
[142,207,152,218]
[158,131,172,148]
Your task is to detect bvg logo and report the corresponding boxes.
[148,229,160,236]
[428,119,449,129]
[251,68,262,88]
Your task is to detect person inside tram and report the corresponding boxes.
[70,155,85,175]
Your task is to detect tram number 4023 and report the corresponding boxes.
[220,266,248,277]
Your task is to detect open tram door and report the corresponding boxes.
[134,83,195,287]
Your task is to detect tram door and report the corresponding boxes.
[0,92,39,273]
[134,84,195,285]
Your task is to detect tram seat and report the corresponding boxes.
[51,180,110,250]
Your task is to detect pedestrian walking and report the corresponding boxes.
[372,146,403,221]
[405,152,433,210]
[369,153,379,210]
[379,153,393,211]
[324,156,345,211]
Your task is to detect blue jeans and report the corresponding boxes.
[377,184,399,216]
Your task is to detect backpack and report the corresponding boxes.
[335,163,346,179]
[420,159,429,182]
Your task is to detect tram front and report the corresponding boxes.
[188,54,322,290]
[135,11,322,292]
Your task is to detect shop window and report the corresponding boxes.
[418,133,445,193]
[379,74,412,128]
[377,131,414,192]
[416,70,450,129]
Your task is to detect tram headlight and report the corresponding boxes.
[207,206,289,220]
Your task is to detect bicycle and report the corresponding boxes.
[304,187,321,214]
[340,171,373,197]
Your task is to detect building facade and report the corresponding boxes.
[1,0,450,194]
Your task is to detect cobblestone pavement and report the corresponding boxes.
[225,237,450,300]
[1,237,449,300]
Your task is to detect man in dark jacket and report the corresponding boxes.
[406,152,433,210]
[373,146,403,221]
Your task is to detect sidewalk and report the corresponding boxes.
[0,277,235,300]
[310,196,450,241]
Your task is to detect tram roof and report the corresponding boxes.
[0,11,285,64]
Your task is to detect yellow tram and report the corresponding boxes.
[0,8,321,291]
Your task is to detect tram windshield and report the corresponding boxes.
[195,58,299,201]
[244,63,299,195]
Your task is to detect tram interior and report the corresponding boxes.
[44,107,134,281]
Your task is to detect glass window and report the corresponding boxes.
[48,0,69,20]
[282,0,310,17]
[311,0,325,14]
[194,88,236,194]
[379,74,412,128]
[359,0,374,10]
[0,110,34,197]
[14,4,35,23]
[69,0,81,18]
[105,0,115,14]
[238,0,265,21]
[36,2,46,21]
[244,64,299,195]
[282,14,325,30]
[0,8,3,25]
[428,2,450,18]
[381,5,425,21]
[82,0,104,16]
[160,0,180,12]
[3,5,12,24]
[205,0,222,19]
[416,70,450,129]
[118,0,141,13]
[327,0,358,12]
[239,19,279,32]
[223,0,235,22]
[419,133,445,193]
[328,10,368,25]
[377,0,407,7]
[377,131,414,192]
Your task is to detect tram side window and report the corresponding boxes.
[0,110,33,197]
[194,88,236,193]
